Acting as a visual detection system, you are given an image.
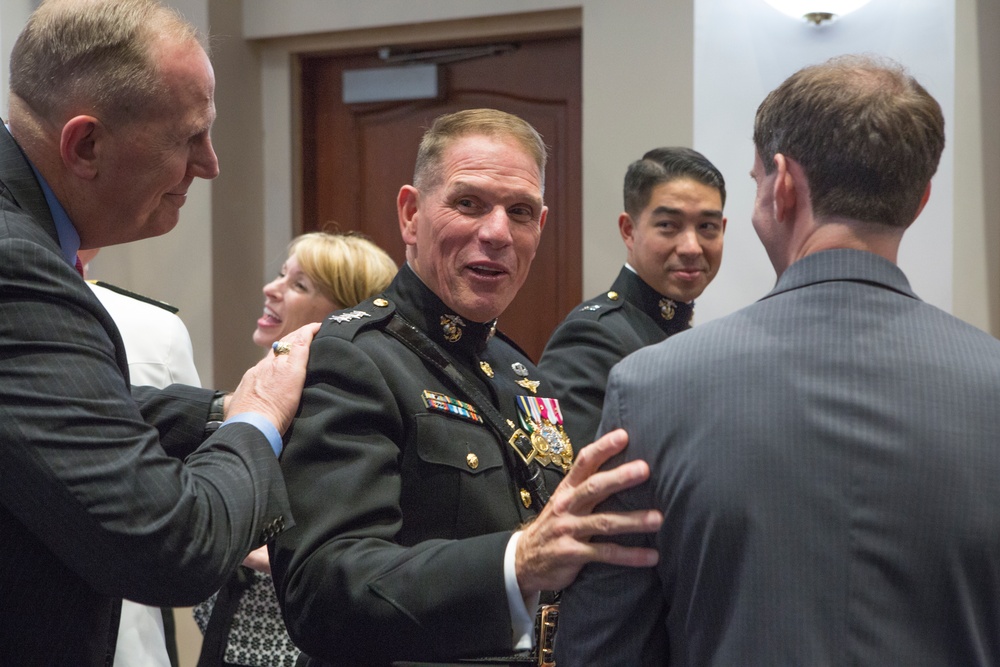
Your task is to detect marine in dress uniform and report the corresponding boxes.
[272,264,569,666]
[540,146,727,446]
[538,266,693,446]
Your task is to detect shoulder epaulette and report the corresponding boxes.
[566,290,626,321]
[319,295,395,341]
[88,280,179,313]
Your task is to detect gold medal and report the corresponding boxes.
[515,396,574,472]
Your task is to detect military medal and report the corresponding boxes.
[422,390,483,424]
[511,362,528,377]
[515,396,574,472]
[440,314,465,342]
[659,297,676,321]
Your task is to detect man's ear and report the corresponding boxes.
[60,115,100,180]
[398,185,420,245]
[913,182,932,220]
[772,153,798,224]
[618,212,635,249]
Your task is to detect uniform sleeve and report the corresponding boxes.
[538,315,631,447]
[0,236,289,606]
[271,331,516,664]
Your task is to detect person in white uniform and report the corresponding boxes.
[81,248,201,667]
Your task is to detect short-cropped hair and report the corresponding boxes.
[10,0,201,126]
[623,147,726,218]
[413,108,548,195]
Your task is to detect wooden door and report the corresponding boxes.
[299,34,581,362]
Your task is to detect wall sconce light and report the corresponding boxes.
[762,0,873,25]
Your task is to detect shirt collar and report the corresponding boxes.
[27,162,80,267]
[6,121,80,267]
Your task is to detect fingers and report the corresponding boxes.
[566,459,651,515]
[587,542,660,568]
[229,323,320,434]
[268,322,321,360]
[565,428,629,480]
[556,429,650,515]
[575,509,663,541]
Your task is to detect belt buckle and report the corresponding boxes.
[535,603,558,667]
[508,428,536,465]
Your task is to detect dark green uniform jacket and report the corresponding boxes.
[272,264,566,666]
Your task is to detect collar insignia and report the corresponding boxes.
[440,314,465,342]
[329,310,371,324]
[659,298,677,321]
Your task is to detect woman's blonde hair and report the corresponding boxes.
[289,232,397,308]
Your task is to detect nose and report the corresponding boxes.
[189,133,220,180]
[675,228,703,257]
[478,206,514,248]
[263,275,282,299]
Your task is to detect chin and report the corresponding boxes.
[252,330,273,348]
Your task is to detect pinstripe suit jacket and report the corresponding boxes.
[556,249,1000,666]
[0,125,291,666]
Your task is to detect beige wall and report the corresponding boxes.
[3,0,995,387]
[954,0,1000,334]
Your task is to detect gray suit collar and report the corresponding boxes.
[762,248,919,303]
[0,123,59,247]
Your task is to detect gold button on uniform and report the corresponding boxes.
[520,488,532,508]
[607,291,620,300]
[466,452,479,470]
[373,298,389,307]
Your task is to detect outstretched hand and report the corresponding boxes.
[227,322,321,435]
[514,429,663,596]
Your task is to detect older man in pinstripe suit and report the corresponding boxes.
[556,54,1000,666]
[0,1,315,664]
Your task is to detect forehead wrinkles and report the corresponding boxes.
[439,138,543,201]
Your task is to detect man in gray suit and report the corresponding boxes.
[556,54,1000,665]
[0,1,314,664]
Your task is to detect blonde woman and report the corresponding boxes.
[196,232,396,667]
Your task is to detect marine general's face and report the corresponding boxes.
[621,177,726,303]
[399,134,547,323]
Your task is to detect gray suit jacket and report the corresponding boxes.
[0,125,291,666]
[556,249,1000,666]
